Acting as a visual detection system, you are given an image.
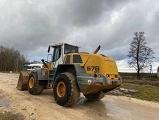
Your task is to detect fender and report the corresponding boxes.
[34,68,49,80]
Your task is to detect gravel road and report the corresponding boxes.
[0,73,159,120]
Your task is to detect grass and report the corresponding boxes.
[123,79,159,87]
[119,83,159,102]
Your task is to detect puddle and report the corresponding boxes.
[0,98,12,108]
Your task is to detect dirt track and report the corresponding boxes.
[0,73,159,120]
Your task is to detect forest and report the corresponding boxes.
[0,46,27,71]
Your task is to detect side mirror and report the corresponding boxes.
[48,46,50,53]
[41,59,48,68]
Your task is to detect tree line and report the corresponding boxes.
[0,46,28,72]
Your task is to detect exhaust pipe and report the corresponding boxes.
[93,45,100,54]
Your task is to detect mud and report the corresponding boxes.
[0,73,159,120]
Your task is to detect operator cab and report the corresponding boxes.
[48,43,79,67]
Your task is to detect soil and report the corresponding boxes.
[0,72,159,120]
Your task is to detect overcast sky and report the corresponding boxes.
[0,0,159,72]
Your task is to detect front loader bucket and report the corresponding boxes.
[16,71,31,90]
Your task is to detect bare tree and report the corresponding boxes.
[128,32,155,79]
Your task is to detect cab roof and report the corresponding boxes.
[49,42,79,48]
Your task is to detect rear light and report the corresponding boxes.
[98,74,101,78]
[93,74,97,78]
[106,74,109,77]
[115,75,118,78]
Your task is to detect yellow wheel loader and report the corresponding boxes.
[17,43,122,107]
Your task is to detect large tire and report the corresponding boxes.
[28,72,44,95]
[85,91,105,101]
[53,72,80,107]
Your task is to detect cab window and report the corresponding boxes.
[64,44,78,54]
[52,45,61,62]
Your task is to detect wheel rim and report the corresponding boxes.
[57,81,66,98]
[29,77,34,88]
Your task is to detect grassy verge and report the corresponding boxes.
[123,78,159,87]
[119,83,159,102]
